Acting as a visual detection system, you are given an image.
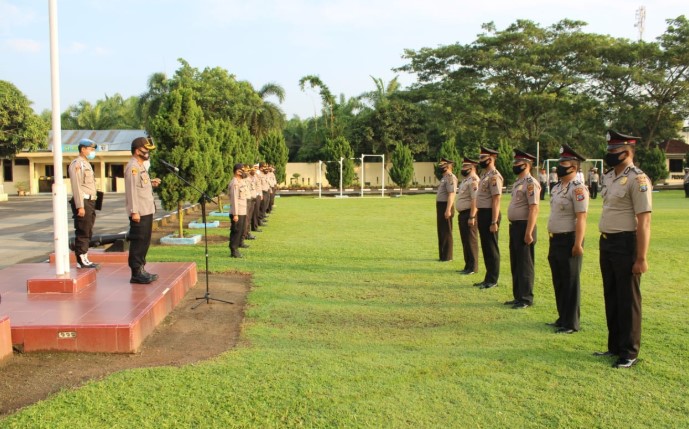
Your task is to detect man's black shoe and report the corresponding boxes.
[512,302,530,309]
[253,229,263,233]
[240,244,250,249]
[503,299,518,305]
[130,272,153,284]
[231,251,243,258]
[246,235,256,240]
[613,358,637,368]
[545,321,561,327]
[472,281,485,287]
[555,327,576,334]
[480,282,498,289]
[142,268,158,282]
[458,270,476,275]
[593,351,617,357]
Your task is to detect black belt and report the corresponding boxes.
[549,231,574,238]
[601,231,636,239]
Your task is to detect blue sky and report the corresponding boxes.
[1,0,686,120]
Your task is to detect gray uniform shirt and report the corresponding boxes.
[684,171,689,184]
[508,175,540,221]
[228,177,248,216]
[590,172,599,184]
[477,169,503,209]
[124,156,156,217]
[548,180,589,233]
[456,174,479,211]
[436,172,458,202]
[599,165,652,233]
[259,172,270,192]
[68,157,97,209]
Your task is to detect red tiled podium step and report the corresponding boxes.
[27,268,96,294]
[0,257,197,353]
[0,316,12,362]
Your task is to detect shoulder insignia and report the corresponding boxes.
[526,176,533,183]
[132,168,138,175]
[572,180,581,186]
[636,175,649,192]
[491,177,497,187]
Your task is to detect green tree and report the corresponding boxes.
[299,75,336,138]
[149,87,209,238]
[322,136,355,187]
[635,145,669,185]
[61,94,141,130]
[496,139,516,185]
[388,144,414,195]
[0,81,48,158]
[259,130,289,184]
[435,138,460,180]
[250,83,286,140]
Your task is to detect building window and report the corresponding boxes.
[45,165,55,178]
[669,159,683,172]
[3,160,12,182]
[14,158,29,166]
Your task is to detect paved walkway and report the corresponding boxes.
[0,194,183,270]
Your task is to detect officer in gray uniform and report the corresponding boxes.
[506,150,540,309]
[683,167,689,198]
[595,130,652,369]
[589,168,600,199]
[228,163,248,258]
[242,164,256,241]
[125,137,161,284]
[258,162,271,225]
[547,144,588,333]
[474,147,503,289]
[455,157,479,275]
[436,158,458,262]
[69,138,100,269]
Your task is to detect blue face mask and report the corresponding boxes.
[86,151,96,160]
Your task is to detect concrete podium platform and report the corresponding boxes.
[0,253,197,353]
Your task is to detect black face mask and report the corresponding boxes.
[460,169,470,177]
[512,165,525,175]
[605,151,626,167]
[479,159,490,169]
[556,165,573,179]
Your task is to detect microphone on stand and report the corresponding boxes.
[159,159,179,172]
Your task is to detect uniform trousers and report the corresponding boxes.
[458,209,478,272]
[268,188,276,213]
[128,214,153,271]
[509,220,536,305]
[684,182,689,198]
[600,232,641,359]
[436,201,454,261]
[230,214,246,253]
[539,182,547,200]
[590,182,598,199]
[70,198,96,258]
[548,232,582,330]
[252,197,262,230]
[260,191,270,222]
[477,208,501,284]
[244,199,255,238]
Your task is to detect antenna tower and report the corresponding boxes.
[634,6,646,41]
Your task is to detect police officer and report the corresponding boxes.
[474,147,503,289]
[589,168,600,199]
[436,158,457,262]
[683,167,689,198]
[242,164,257,241]
[258,162,271,225]
[506,150,540,309]
[250,164,263,233]
[549,167,558,193]
[228,163,248,258]
[547,145,588,333]
[125,137,161,284]
[595,130,652,369]
[68,138,100,269]
[538,168,548,200]
[455,157,479,274]
[267,164,277,213]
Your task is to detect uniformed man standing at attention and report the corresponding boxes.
[125,137,161,284]
[250,164,263,233]
[549,167,559,193]
[228,163,248,258]
[474,147,503,289]
[505,150,540,309]
[242,164,256,242]
[538,168,548,200]
[683,167,689,198]
[589,168,600,199]
[68,138,100,269]
[595,130,652,369]
[547,145,588,333]
[455,157,479,275]
[436,158,458,262]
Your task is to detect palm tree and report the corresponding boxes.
[250,83,286,139]
[360,75,400,109]
[137,72,170,128]
[299,75,336,137]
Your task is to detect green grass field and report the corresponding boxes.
[3,191,689,428]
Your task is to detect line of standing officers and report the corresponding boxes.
[435,130,652,369]
[227,162,278,258]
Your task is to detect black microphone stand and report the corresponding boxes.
[159,161,233,308]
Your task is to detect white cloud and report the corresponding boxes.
[64,42,87,54]
[5,38,41,53]
[0,1,37,35]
